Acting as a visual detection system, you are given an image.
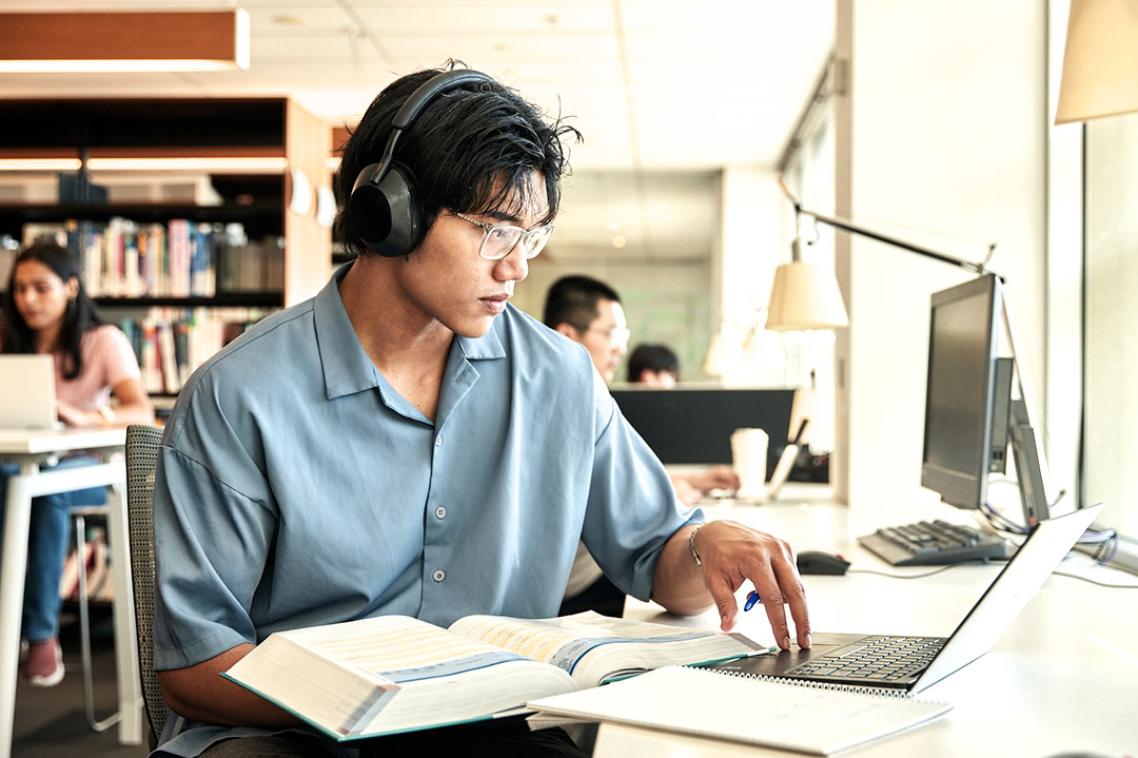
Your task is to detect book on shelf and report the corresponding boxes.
[221,611,763,742]
[20,218,282,299]
[117,306,271,395]
[527,665,952,756]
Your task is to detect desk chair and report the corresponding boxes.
[124,425,168,749]
[70,503,120,732]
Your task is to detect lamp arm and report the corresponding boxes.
[802,209,992,276]
[778,175,996,277]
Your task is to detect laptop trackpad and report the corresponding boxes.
[707,633,869,678]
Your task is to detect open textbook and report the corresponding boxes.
[222,611,762,741]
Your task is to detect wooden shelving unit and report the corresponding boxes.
[0,97,333,397]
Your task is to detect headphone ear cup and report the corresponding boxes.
[348,161,424,257]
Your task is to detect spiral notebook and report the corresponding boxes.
[528,665,950,755]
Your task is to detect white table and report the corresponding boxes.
[0,428,143,758]
[598,487,1138,757]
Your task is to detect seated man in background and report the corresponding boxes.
[627,342,679,387]
[543,278,741,620]
[153,66,809,758]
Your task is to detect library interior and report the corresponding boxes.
[1,2,1136,757]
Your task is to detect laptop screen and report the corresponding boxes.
[0,355,58,430]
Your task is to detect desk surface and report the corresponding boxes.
[598,487,1138,757]
[0,427,126,455]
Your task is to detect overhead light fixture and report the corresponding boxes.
[0,158,84,172]
[1056,0,1138,124]
[0,156,287,174]
[86,156,287,173]
[0,10,250,73]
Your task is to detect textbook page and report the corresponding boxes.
[528,666,951,756]
[449,611,761,689]
[224,615,575,740]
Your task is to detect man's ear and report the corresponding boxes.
[555,322,580,341]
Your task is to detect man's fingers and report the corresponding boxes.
[705,573,739,631]
[771,554,811,649]
[749,563,792,650]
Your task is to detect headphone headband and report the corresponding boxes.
[370,69,494,189]
[349,68,496,257]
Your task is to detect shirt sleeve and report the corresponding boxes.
[93,325,141,388]
[152,374,276,671]
[579,368,703,602]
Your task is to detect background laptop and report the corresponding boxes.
[0,355,61,430]
[708,504,1102,694]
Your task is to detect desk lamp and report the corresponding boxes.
[764,177,1055,528]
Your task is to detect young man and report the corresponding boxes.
[151,67,810,757]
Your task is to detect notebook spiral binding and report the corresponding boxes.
[701,667,914,699]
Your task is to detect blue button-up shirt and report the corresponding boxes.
[151,265,699,755]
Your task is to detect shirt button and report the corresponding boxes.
[435,435,443,447]
[432,569,446,583]
[435,505,447,520]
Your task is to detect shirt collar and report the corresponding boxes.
[313,264,380,400]
[313,264,508,400]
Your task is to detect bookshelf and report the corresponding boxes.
[0,97,332,397]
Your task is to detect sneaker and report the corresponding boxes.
[24,638,64,687]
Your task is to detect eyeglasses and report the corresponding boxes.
[586,325,631,349]
[451,211,555,261]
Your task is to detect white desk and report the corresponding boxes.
[598,487,1138,757]
[0,428,143,758]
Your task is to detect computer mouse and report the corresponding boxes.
[796,550,851,575]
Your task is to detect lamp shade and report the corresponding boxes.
[1056,0,1138,124]
[0,10,250,73]
[765,260,849,331]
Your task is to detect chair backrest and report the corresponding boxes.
[125,424,170,745]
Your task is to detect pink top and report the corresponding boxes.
[54,325,141,411]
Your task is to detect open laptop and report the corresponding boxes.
[708,504,1102,694]
[0,355,62,430]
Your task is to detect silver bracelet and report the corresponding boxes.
[688,524,705,567]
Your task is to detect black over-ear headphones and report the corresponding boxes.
[349,69,495,257]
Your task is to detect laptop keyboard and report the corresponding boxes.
[785,635,946,685]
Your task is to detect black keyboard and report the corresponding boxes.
[785,635,946,685]
[858,520,1011,566]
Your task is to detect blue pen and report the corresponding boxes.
[743,590,761,612]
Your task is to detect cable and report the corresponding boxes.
[1052,570,1138,589]
[978,501,1119,559]
[848,565,964,580]
[978,501,1029,535]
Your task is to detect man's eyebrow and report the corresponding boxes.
[483,208,553,227]
[483,209,522,223]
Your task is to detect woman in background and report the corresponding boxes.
[0,240,153,686]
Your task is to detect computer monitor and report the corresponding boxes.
[609,387,796,478]
[921,274,1013,509]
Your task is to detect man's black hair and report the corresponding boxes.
[542,274,621,332]
[336,62,580,258]
[627,343,680,383]
[1,240,105,380]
